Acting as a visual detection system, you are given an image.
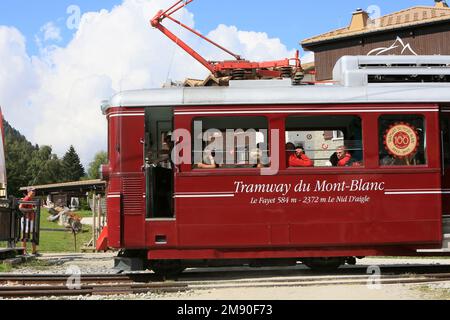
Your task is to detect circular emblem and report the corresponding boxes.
[322,143,329,150]
[384,122,419,158]
[307,134,313,140]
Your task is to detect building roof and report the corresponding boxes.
[20,180,106,192]
[302,5,450,46]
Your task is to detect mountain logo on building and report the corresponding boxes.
[367,37,418,56]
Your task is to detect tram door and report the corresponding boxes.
[441,112,450,216]
[144,107,175,219]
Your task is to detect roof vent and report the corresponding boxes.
[349,8,369,31]
[333,56,450,86]
[435,0,449,8]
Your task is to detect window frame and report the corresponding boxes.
[190,115,271,172]
[377,114,428,168]
[284,114,365,170]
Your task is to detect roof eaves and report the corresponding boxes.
[301,14,450,47]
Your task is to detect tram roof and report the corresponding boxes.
[102,56,450,113]
[103,83,450,113]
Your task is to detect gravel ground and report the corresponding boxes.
[3,253,450,300]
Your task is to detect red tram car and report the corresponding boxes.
[101,56,450,275]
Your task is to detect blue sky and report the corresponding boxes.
[0,0,437,56]
[0,0,442,163]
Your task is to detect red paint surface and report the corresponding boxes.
[104,103,449,260]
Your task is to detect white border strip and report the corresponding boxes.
[109,113,145,118]
[385,190,450,195]
[175,109,438,116]
[174,194,235,199]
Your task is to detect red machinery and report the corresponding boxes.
[151,0,302,81]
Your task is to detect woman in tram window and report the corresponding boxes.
[289,144,314,167]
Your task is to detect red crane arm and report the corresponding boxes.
[151,17,216,74]
[151,0,301,79]
[151,0,241,67]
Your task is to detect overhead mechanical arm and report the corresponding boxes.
[151,0,302,80]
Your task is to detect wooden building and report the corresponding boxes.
[302,0,450,80]
[20,180,106,208]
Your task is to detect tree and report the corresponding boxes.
[87,151,108,180]
[61,145,85,182]
[3,119,37,196]
[27,146,64,186]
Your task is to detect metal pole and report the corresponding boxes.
[92,193,96,249]
[97,195,101,236]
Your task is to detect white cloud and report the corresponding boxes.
[40,22,62,42]
[0,0,298,166]
[205,24,296,62]
[0,26,39,138]
[302,51,315,64]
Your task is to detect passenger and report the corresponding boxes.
[289,145,314,167]
[336,146,352,167]
[285,143,296,156]
[285,142,296,166]
[251,143,269,168]
[329,152,339,167]
[197,149,220,169]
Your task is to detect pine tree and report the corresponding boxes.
[61,145,85,182]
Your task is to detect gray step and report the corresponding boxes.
[443,218,450,234]
[417,234,450,253]
[443,234,450,250]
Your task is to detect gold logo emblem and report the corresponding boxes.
[384,123,419,158]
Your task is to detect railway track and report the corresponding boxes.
[0,273,185,298]
[1,265,450,298]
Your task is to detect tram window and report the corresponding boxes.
[285,116,364,167]
[192,117,269,169]
[379,115,426,166]
[442,117,450,166]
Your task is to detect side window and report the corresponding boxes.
[441,116,450,166]
[379,115,426,166]
[192,117,269,169]
[286,116,364,168]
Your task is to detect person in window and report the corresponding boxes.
[289,145,314,167]
[250,143,269,168]
[336,146,352,167]
[197,149,220,169]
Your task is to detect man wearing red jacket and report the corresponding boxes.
[336,146,352,167]
[19,187,38,255]
[289,145,314,167]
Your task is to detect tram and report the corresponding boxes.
[101,55,450,274]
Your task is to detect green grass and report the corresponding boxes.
[0,260,53,273]
[36,209,93,253]
[0,264,12,272]
[2,209,94,253]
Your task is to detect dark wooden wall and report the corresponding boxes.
[304,22,450,80]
